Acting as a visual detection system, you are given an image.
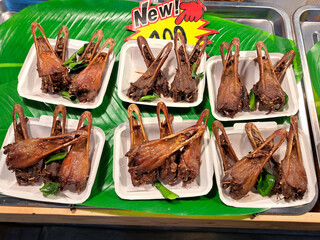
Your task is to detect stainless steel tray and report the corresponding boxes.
[293,5,320,182]
[0,2,318,214]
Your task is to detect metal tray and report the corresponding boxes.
[0,2,318,214]
[293,5,320,186]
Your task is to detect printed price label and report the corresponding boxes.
[125,0,218,45]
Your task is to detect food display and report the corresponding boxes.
[126,38,173,101]
[121,34,208,106]
[251,41,296,113]
[0,0,319,220]
[31,22,70,93]
[3,104,93,195]
[212,116,311,206]
[126,102,208,188]
[29,22,115,105]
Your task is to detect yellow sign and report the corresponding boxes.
[125,0,218,45]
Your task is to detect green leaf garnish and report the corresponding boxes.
[45,152,67,165]
[249,90,256,111]
[40,182,61,196]
[63,43,88,66]
[76,43,88,56]
[257,169,275,197]
[154,182,179,200]
[67,59,89,71]
[61,91,79,104]
[63,52,77,66]
[191,63,204,79]
[284,91,289,106]
[139,93,159,102]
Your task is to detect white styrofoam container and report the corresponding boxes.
[211,121,317,208]
[206,51,299,121]
[113,117,214,200]
[117,39,206,107]
[0,115,105,204]
[18,38,115,109]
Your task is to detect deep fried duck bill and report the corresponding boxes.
[126,102,208,186]
[127,34,208,102]
[216,38,249,118]
[251,41,295,113]
[212,118,307,201]
[3,104,92,193]
[31,22,70,93]
[31,22,114,103]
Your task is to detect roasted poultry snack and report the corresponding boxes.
[3,105,93,194]
[252,41,295,113]
[245,122,281,194]
[177,109,209,184]
[31,22,70,93]
[42,105,67,183]
[170,32,198,102]
[126,102,207,186]
[138,36,170,97]
[157,102,179,184]
[78,29,103,65]
[279,116,307,201]
[127,42,173,101]
[59,111,92,192]
[54,26,69,62]
[221,128,287,200]
[126,124,205,175]
[212,120,239,171]
[127,104,157,186]
[11,104,43,185]
[216,38,249,118]
[188,35,208,76]
[68,38,115,102]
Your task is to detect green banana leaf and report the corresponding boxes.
[0,0,301,216]
[307,41,320,122]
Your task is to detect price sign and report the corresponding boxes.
[125,0,218,45]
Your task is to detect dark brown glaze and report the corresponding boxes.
[216,38,249,118]
[245,122,281,194]
[68,38,115,102]
[212,120,239,171]
[156,102,179,185]
[170,33,198,102]
[42,105,67,183]
[188,35,208,75]
[54,25,69,61]
[279,116,307,201]
[177,109,209,184]
[127,42,172,101]
[221,129,287,200]
[59,112,92,192]
[31,22,70,93]
[4,130,87,170]
[127,104,157,186]
[137,36,170,97]
[252,41,295,113]
[126,124,205,175]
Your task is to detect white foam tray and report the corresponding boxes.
[211,121,317,208]
[117,39,206,107]
[206,51,299,121]
[0,115,105,204]
[18,38,115,109]
[113,117,214,200]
